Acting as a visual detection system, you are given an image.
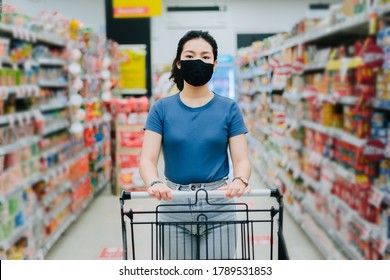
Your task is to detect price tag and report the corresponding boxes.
[281,156,288,167]
[17,113,24,125]
[293,168,301,179]
[379,238,389,256]
[12,26,18,39]
[25,112,32,124]
[361,224,370,241]
[7,114,15,128]
[369,188,385,208]
[31,32,37,43]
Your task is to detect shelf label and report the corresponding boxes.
[369,188,385,208]
[379,238,389,256]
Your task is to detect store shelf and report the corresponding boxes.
[303,62,328,73]
[0,85,40,99]
[44,197,72,226]
[41,141,73,159]
[94,156,111,171]
[371,98,390,110]
[43,149,89,182]
[39,99,69,112]
[38,80,68,88]
[42,214,75,258]
[284,203,304,225]
[42,181,72,207]
[95,177,110,194]
[36,57,66,66]
[0,7,116,260]
[259,12,369,59]
[41,119,70,136]
[115,88,148,95]
[0,225,29,251]
[0,22,65,47]
[302,199,364,260]
[300,220,340,260]
[1,172,42,201]
[0,135,40,156]
[301,120,366,147]
[0,110,38,126]
[316,94,358,106]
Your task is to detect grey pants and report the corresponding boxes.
[158,181,237,260]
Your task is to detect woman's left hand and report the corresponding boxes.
[218,181,251,198]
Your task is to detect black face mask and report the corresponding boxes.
[180,59,214,87]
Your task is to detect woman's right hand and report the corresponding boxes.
[147,183,173,201]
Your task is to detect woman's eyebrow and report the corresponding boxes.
[183,50,212,55]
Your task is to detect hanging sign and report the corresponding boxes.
[118,45,147,94]
[113,0,162,18]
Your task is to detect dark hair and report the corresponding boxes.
[169,30,218,91]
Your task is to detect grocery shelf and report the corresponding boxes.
[1,172,43,201]
[303,62,328,73]
[300,220,339,260]
[301,120,366,147]
[0,109,41,126]
[284,203,304,225]
[38,80,68,88]
[42,214,75,258]
[302,199,364,260]
[41,141,73,159]
[39,99,69,112]
[259,13,369,59]
[42,181,72,207]
[36,57,66,66]
[0,225,29,251]
[44,197,72,226]
[371,98,390,110]
[0,85,40,99]
[0,135,41,156]
[94,156,111,171]
[41,119,70,136]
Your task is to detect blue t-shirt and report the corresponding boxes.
[144,93,248,184]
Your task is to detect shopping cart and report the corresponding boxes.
[120,188,289,260]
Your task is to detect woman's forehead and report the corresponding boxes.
[182,38,213,53]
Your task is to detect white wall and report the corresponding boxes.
[152,0,343,67]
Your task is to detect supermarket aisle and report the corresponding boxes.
[45,166,324,260]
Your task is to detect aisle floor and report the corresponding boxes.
[45,169,324,260]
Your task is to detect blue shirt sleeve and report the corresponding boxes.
[228,102,248,138]
[144,100,163,135]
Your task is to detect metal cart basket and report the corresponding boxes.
[120,188,289,260]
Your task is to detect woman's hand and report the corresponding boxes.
[147,183,173,201]
[218,180,251,198]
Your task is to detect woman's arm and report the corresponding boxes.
[139,130,172,200]
[220,134,251,198]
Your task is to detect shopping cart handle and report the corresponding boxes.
[121,189,277,200]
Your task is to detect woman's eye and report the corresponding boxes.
[185,55,193,59]
[203,56,211,60]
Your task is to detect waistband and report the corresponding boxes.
[166,177,228,191]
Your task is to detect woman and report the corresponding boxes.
[139,30,251,260]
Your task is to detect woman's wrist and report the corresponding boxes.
[232,176,249,187]
[149,180,163,187]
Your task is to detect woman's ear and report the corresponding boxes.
[176,60,181,70]
[213,60,218,70]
